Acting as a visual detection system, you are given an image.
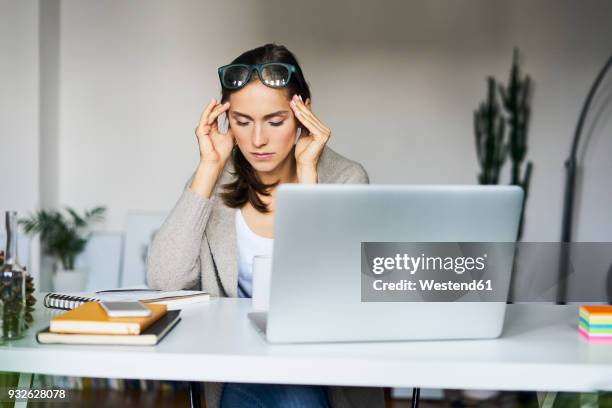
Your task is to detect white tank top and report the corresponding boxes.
[235,209,274,298]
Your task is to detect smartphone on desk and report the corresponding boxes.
[100,301,152,317]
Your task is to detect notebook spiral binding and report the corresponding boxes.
[43,293,99,310]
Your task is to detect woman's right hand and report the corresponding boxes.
[195,98,234,168]
[189,98,234,198]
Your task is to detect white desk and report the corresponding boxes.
[1,298,612,393]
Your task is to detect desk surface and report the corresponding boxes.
[1,298,611,392]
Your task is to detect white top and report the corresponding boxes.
[3,301,612,392]
[235,209,273,298]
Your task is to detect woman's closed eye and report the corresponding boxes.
[233,118,285,127]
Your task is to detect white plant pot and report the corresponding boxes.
[52,267,87,292]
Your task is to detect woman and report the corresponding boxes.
[147,43,384,408]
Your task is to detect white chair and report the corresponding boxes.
[75,232,124,292]
[120,211,167,288]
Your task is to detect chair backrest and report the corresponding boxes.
[75,232,124,291]
[120,211,167,287]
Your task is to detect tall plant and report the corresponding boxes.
[475,77,507,185]
[19,207,106,270]
[499,48,533,239]
[474,48,533,240]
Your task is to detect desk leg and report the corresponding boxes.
[188,381,202,408]
[411,387,420,408]
[537,391,557,408]
[14,372,33,408]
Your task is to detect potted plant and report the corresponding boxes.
[19,207,106,292]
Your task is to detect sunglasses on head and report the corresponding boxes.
[218,62,304,90]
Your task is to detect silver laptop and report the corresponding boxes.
[249,184,523,343]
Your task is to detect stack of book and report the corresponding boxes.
[37,302,181,346]
[578,305,612,342]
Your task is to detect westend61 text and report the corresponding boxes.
[373,279,493,291]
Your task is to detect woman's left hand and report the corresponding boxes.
[290,94,331,183]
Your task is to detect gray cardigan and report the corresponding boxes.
[146,146,384,408]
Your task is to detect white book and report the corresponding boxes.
[42,288,210,311]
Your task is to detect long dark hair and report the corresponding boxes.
[219,43,311,213]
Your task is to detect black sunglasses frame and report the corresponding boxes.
[217,63,305,90]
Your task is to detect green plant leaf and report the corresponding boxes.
[18,206,106,268]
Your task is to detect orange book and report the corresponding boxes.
[50,302,167,335]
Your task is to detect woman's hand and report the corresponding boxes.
[290,94,331,184]
[190,98,234,199]
[195,98,235,169]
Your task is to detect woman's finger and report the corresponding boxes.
[196,124,212,136]
[291,102,329,142]
[209,120,218,135]
[298,134,327,162]
[207,101,230,125]
[196,125,214,153]
[198,98,218,130]
[291,95,328,131]
[291,97,318,123]
[291,105,330,143]
[290,98,322,131]
[292,106,320,136]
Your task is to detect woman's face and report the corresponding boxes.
[228,80,300,175]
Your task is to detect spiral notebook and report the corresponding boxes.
[43,289,209,311]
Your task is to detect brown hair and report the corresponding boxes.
[219,43,311,213]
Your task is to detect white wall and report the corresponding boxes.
[57,0,266,234]
[0,0,39,212]
[53,0,612,242]
[0,0,40,281]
